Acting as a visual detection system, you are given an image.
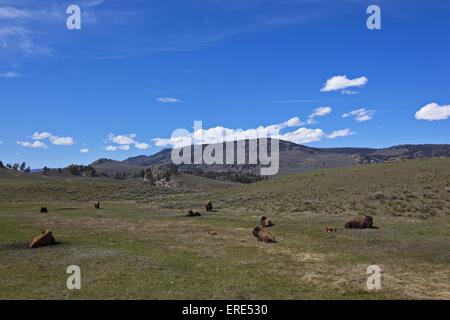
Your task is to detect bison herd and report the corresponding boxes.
[29,202,377,249]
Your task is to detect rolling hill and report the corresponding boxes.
[91,140,450,177]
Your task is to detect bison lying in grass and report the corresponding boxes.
[30,230,57,249]
[187,210,201,217]
[344,215,374,229]
[252,226,276,243]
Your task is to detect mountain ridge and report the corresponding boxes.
[90,140,450,177]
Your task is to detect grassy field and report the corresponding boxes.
[0,158,449,299]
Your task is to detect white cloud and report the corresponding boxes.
[80,148,90,154]
[279,127,326,144]
[157,97,182,103]
[108,133,136,145]
[310,106,332,118]
[0,71,21,78]
[153,136,192,149]
[27,132,75,146]
[283,116,303,127]
[49,136,75,146]
[342,108,375,122]
[32,132,52,140]
[415,103,450,121]
[106,145,130,151]
[0,140,3,145]
[321,75,368,92]
[106,133,149,151]
[306,106,332,125]
[17,140,47,149]
[153,117,353,148]
[135,143,150,150]
[327,128,355,139]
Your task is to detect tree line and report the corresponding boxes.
[0,161,31,173]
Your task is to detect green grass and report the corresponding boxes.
[0,158,449,299]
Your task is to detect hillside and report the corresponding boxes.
[2,158,449,218]
[0,167,235,203]
[90,140,450,177]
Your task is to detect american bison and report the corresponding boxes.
[344,215,374,229]
[29,230,57,249]
[205,201,213,212]
[252,226,276,243]
[187,210,201,217]
[260,215,274,227]
[40,207,48,213]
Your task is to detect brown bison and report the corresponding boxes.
[252,226,276,243]
[29,230,57,249]
[344,215,374,229]
[187,210,201,217]
[260,215,274,227]
[205,201,213,212]
[40,207,48,213]
[94,201,100,209]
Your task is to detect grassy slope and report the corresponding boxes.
[0,158,449,299]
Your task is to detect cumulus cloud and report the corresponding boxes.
[283,117,303,127]
[32,132,52,140]
[321,75,368,93]
[415,103,450,121]
[17,140,47,149]
[80,148,90,154]
[135,143,150,150]
[310,106,332,118]
[307,106,332,124]
[342,108,375,122]
[107,133,136,145]
[279,127,326,144]
[152,117,353,148]
[157,97,182,103]
[19,132,75,148]
[49,136,75,146]
[105,133,149,151]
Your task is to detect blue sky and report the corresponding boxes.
[0,0,449,168]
